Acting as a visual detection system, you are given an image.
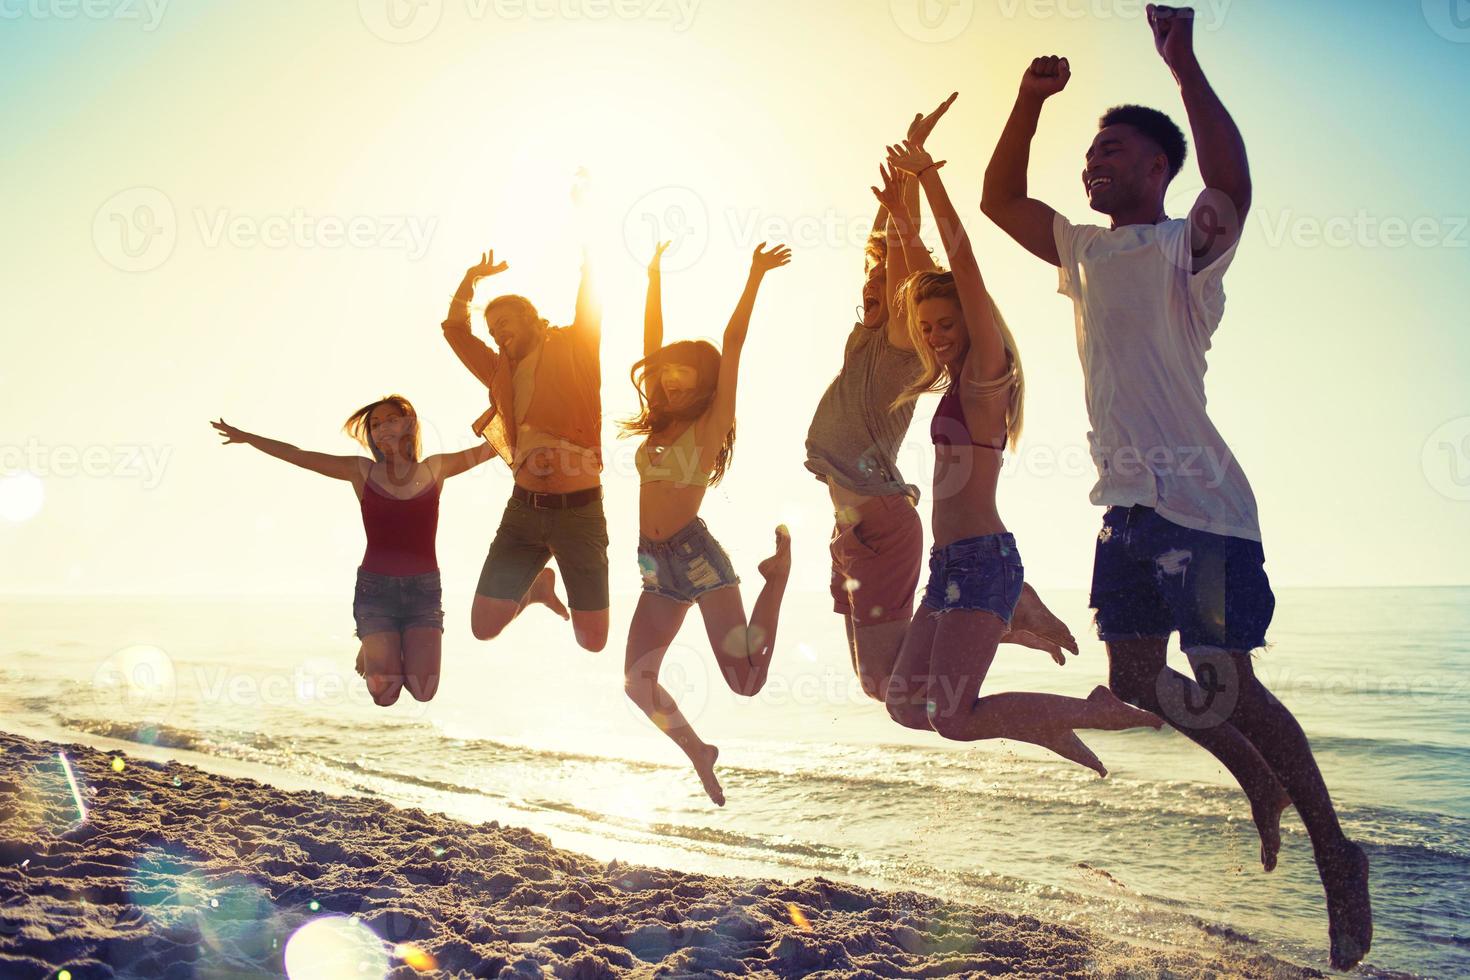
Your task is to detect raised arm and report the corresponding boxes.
[442,249,507,388]
[211,419,363,481]
[569,172,603,351]
[701,243,792,442]
[644,240,671,359]
[889,141,1008,382]
[981,57,1070,266]
[427,440,496,481]
[1148,3,1250,270]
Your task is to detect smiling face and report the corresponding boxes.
[487,307,539,360]
[658,362,699,410]
[860,260,887,328]
[367,402,413,459]
[1083,123,1169,219]
[915,295,966,371]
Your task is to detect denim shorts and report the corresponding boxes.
[920,532,1024,622]
[638,518,740,604]
[1089,505,1275,656]
[352,567,445,638]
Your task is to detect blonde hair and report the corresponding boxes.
[343,394,422,462]
[891,270,1026,450]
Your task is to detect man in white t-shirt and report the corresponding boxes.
[979,5,1370,970]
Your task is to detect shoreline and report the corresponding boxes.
[0,730,1323,978]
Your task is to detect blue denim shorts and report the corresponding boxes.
[638,518,740,605]
[920,532,1024,622]
[352,567,445,638]
[1089,505,1274,655]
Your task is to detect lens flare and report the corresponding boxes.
[395,943,437,971]
[0,472,44,522]
[284,915,388,980]
[786,903,811,931]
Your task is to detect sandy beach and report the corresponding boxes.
[0,730,1323,979]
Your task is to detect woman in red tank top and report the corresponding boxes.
[211,394,494,707]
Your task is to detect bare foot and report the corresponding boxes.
[1033,727,1107,778]
[1252,783,1292,873]
[1319,839,1372,970]
[757,524,792,583]
[1087,685,1165,731]
[693,743,725,806]
[526,567,570,620]
[354,646,366,678]
[1003,583,1079,664]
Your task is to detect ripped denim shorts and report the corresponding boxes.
[919,532,1024,623]
[637,518,740,604]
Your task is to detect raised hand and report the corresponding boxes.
[750,242,792,274]
[211,418,250,445]
[1146,4,1196,71]
[869,162,910,217]
[906,91,958,149]
[1020,55,1071,100]
[647,239,672,275]
[463,248,509,285]
[885,139,941,178]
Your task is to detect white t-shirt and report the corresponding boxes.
[1053,212,1261,541]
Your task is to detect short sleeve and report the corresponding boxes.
[1053,211,1090,299]
[1187,233,1240,329]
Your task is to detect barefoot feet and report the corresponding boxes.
[1319,839,1373,969]
[693,743,725,807]
[757,524,792,583]
[1003,583,1080,664]
[527,567,570,620]
[1251,783,1292,872]
[1087,684,1165,731]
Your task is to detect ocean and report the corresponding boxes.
[2,586,1465,977]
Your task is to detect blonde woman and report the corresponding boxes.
[877,140,1161,775]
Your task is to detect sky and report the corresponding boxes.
[2,0,1468,596]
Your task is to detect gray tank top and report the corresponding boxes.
[804,322,920,501]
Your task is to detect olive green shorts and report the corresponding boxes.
[476,495,610,611]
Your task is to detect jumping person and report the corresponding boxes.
[621,240,793,806]
[441,231,610,653]
[878,137,1163,773]
[210,396,494,706]
[807,95,1079,705]
[979,5,1371,967]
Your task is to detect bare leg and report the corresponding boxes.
[851,619,908,702]
[570,607,609,653]
[884,605,942,731]
[1198,651,1370,969]
[1107,637,1292,872]
[401,627,442,702]
[358,632,404,707]
[927,611,1161,777]
[695,526,791,697]
[471,567,569,641]
[623,592,723,806]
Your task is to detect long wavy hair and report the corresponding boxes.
[343,394,421,462]
[890,271,1026,450]
[619,340,736,486]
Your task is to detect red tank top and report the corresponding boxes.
[359,478,441,576]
